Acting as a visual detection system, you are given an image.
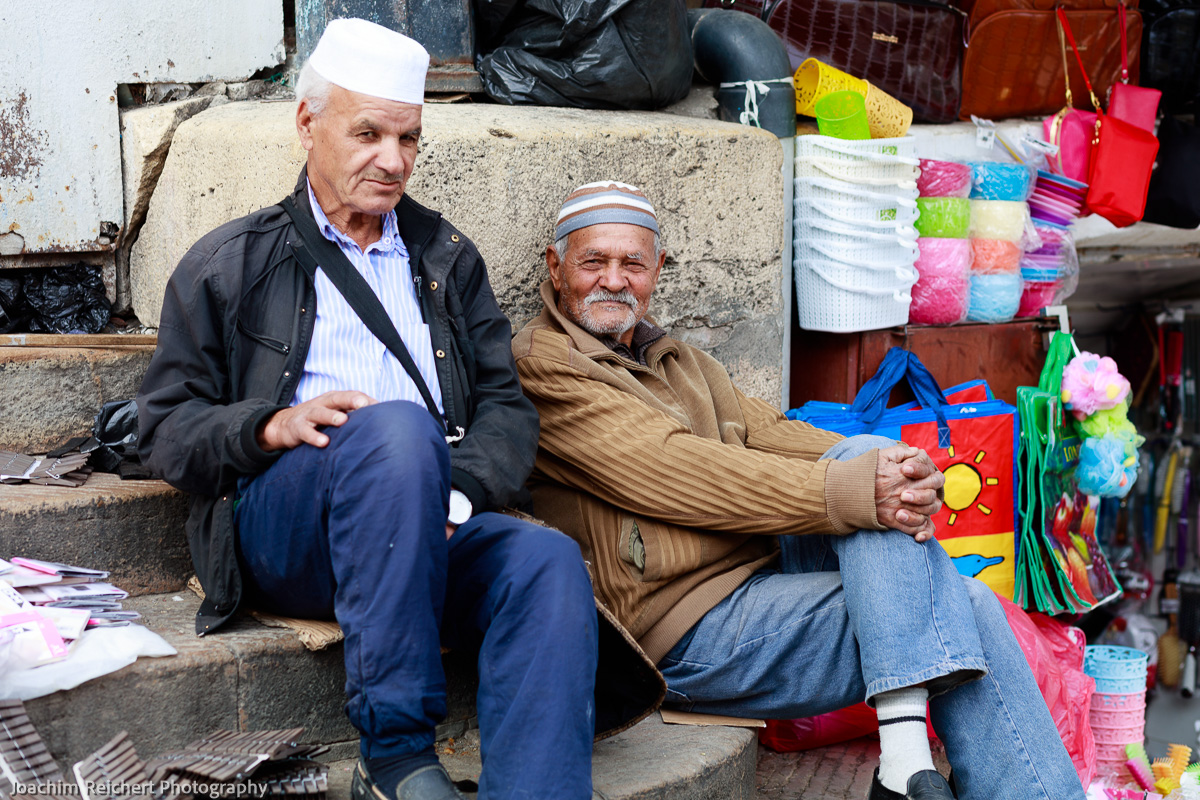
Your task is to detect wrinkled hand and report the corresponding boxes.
[875,445,945,542]
[257,391,377,452]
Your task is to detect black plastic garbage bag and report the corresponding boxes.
[0,274,26,334]
[23,263,111,334]
[88,399,150,478]
[475,0,693,110]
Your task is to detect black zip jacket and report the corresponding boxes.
[137,169,540,635]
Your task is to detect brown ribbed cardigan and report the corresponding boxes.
[512,281,883,664]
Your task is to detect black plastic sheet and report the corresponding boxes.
[0,264,111,334]
[474,0,693,110]
[0,274,26,334]
[89,399,150,478]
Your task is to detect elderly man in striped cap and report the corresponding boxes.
[138,19,603,800]
[512,182,1089,800]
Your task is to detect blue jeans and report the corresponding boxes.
[234,401,599,800]
[658,435,1085,800]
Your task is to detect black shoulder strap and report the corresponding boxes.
[280,196,446,432]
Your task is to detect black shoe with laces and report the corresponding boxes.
[867,768,956,800]
[350,760,466,800]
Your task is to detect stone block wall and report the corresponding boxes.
[130,101,787,402]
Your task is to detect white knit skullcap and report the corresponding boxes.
[308,18,429,105]
[555,181,659,241]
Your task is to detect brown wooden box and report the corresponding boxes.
[789,318,1059,409]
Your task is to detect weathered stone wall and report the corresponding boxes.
[131,101,787,401]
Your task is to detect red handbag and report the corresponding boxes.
[1106,3,1161,132]
[1060,7,1160,227]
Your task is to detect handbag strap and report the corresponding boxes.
[849,347,953,448]
[1056,12,1075,110]
[280,196,448,433]
[1057,7,1104,114]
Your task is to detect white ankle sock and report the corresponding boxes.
[874,686,935,794]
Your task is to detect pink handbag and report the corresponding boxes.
[1044,107,1098,185]
[1106,3,1160,133]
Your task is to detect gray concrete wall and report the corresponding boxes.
[130,101,788,401]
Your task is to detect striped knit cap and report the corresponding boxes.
[554,181,659,242]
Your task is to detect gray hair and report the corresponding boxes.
[554,231,662,261]
[295,61,334,116]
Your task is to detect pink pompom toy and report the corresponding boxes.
[1061,352,1131,418]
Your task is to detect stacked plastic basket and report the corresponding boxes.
[794,135,920,333]
[1085,645,1149,776]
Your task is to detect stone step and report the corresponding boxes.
[0,336,155,453]
[0,473,189,596]
[26,592,757,800]
[25,592,478,768]
[323,718,758,800]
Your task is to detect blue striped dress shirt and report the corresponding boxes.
[291,182,444,415]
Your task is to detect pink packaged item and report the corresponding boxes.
[910,238,971,325]
[918,159,972,198]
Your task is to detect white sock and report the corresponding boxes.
[875,686,936,794]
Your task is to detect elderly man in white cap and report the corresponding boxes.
[512,182,1091,800]
[138,19,600,800]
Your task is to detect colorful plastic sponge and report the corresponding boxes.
[1077,434,1139,498]
[1061,352,1132,417]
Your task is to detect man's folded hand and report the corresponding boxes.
[875,445,946,542]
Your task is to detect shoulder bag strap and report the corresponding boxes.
[1057,7,1104,114]
[280,196,447,432]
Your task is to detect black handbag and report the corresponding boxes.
[1139,0,1200,111]
[1143,115,1200,229]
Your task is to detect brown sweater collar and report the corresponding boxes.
[536,280,678,367]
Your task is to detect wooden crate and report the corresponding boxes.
[789,318,1059,409]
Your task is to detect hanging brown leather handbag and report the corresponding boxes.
[959,0,1142,120]
[702,0,968,123]
[1058,7,1159,227]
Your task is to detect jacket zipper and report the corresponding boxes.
[236,319,291,355]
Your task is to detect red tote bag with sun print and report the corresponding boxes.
[872,390,1020,600]
[793,347,1021,599]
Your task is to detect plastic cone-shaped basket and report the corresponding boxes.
[864,83,913,139]
[794,58,869,116]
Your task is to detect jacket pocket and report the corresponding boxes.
[236,318,291,355]
[619,515,672,583]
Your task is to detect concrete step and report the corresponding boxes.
[322,717,758,800]
[25,592,479,768]
[26,592,756,800]
[0,335,156,453]
[0,473,190,596]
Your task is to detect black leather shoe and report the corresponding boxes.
[867,768,956,799]
[351,760,466,800]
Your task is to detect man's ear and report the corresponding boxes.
[545,243,563,292]
[296,99,316,153]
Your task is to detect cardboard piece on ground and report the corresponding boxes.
[659,709,765,728]
[249,610,344,651]
[187,575,344,652]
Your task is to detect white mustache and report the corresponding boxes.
[584,289,637,308]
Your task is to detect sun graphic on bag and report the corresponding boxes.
[941,446,1001,526]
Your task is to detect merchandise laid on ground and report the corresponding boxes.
[0,557,175,695]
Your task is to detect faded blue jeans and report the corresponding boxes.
[657,435,1086,800]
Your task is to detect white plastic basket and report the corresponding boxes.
[796,258,914,333]
[795,135,920,187]
[794,176,920,227]
[794,217,919,268]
